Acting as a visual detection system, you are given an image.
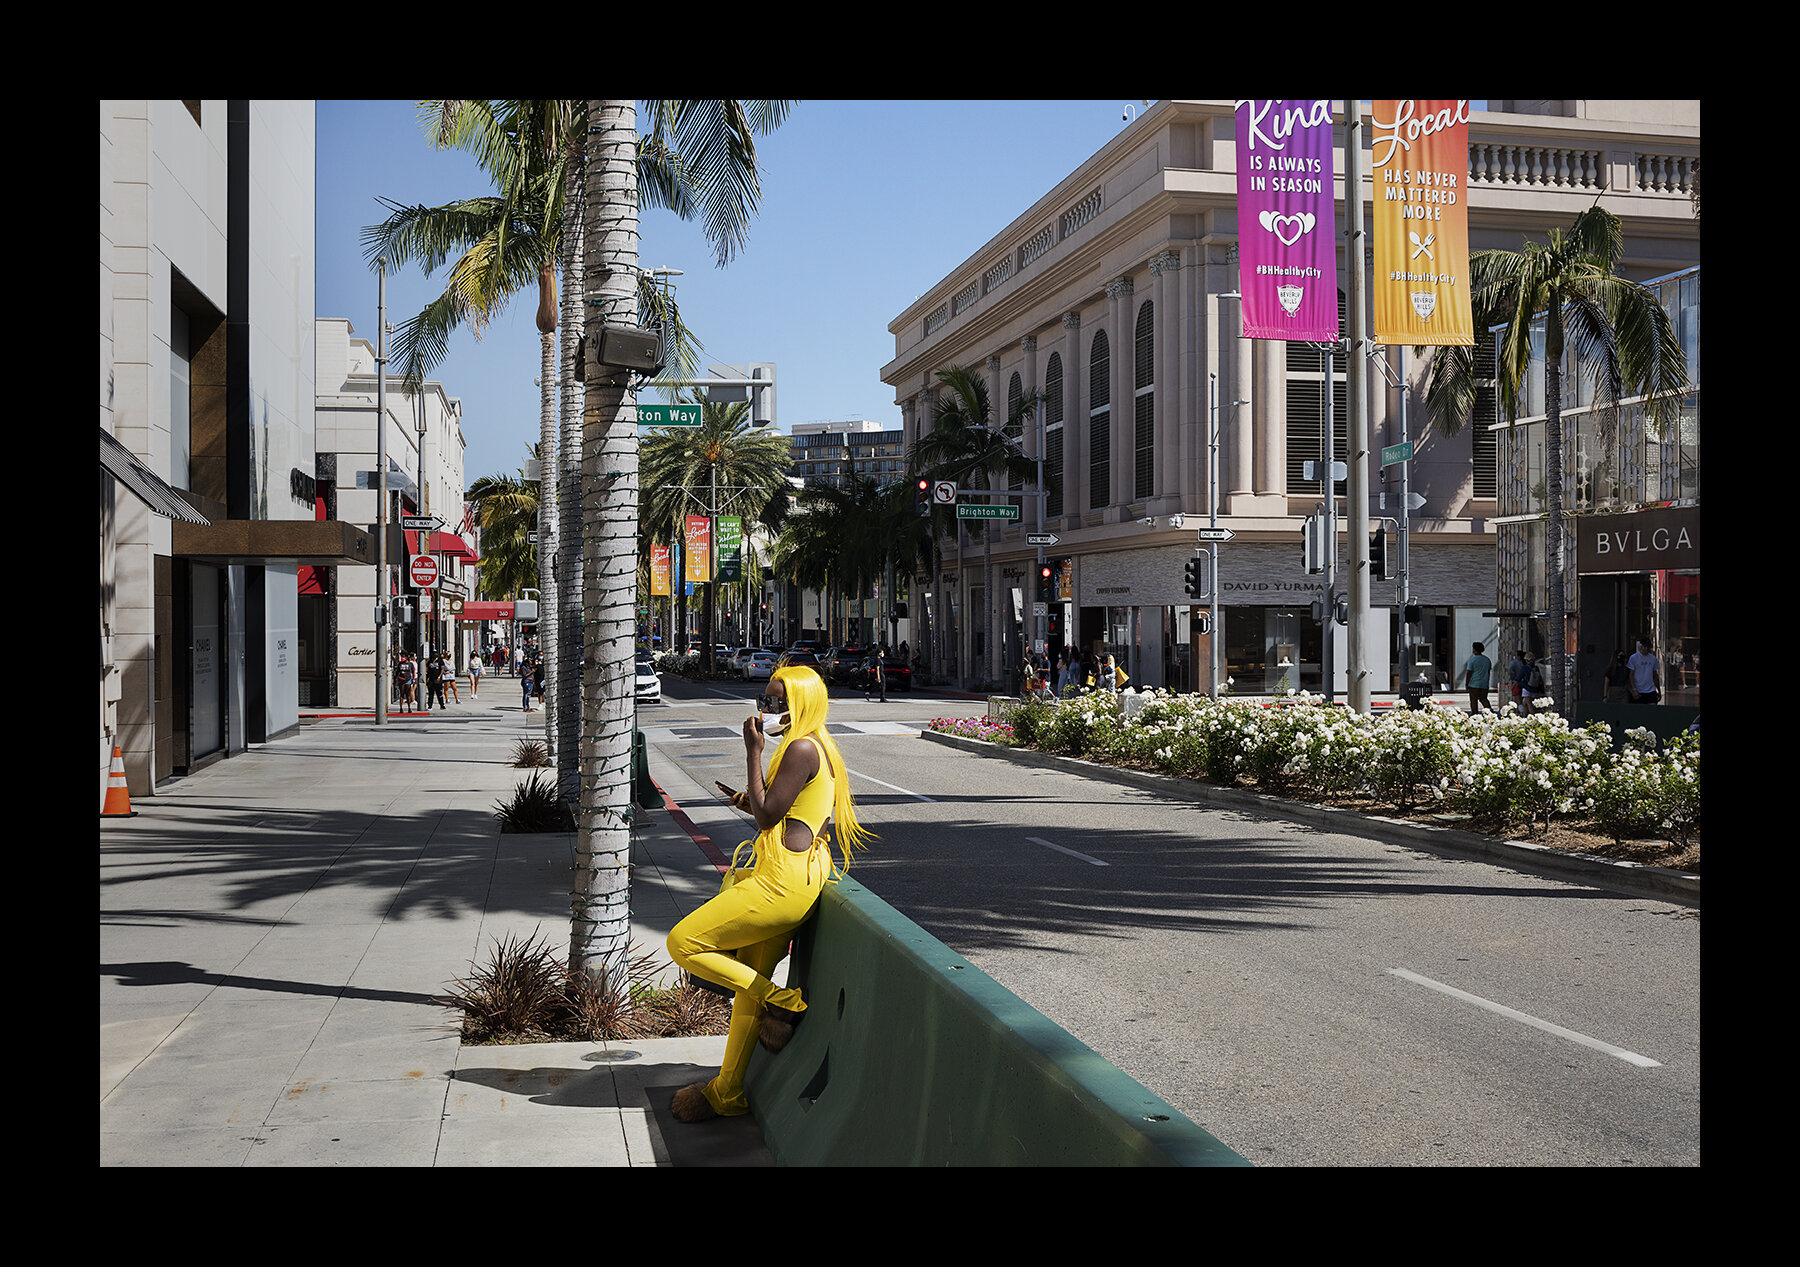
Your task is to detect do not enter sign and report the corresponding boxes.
[409,554,440,588]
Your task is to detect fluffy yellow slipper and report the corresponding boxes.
[670,1081,717,1123]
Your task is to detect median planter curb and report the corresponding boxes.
[920,729,1699,906]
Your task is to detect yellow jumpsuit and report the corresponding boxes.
[666,757,836,1116]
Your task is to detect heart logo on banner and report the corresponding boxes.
[1259,209,1315,246]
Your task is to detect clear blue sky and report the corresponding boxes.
[314,100,1134,489]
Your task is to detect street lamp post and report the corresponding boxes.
[375,260,390,725]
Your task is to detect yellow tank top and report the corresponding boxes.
[779,737,835,838]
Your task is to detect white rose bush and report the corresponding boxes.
[932,689,1700,853]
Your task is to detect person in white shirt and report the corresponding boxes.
[1627,638,1662,705]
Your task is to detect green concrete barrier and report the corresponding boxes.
[743,876,1250,1167]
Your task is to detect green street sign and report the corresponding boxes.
[957,504,1020,520]
[1381,440,1414,467]
[638,403,702,427]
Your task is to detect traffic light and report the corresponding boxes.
[1038,563,1054,602]
[1370,525,1389,580]
[1404,603,1423,625]
[915,477,931,518]
[1183,555,1204,599]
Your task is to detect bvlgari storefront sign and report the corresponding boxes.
[1578,507,1699,574]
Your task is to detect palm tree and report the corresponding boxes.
[1423,201,1690,718]
[364,101,722,793]
[575,99,792,987]
[909,365,1037,688]
[639,397,791,673]
[466,447,540,602]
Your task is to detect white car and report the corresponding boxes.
[742,650,778,681]
[634,658,661,703]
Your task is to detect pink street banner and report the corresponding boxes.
[1234,99,1338,342]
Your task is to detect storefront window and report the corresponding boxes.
[1676,394,1700,502]
[1659,570,1699,704]
[1225,606,1321,694]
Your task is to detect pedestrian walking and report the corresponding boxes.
[442,653,460,704]
[514,646,525,679]
[1458,641,1495,715]
[666,665,874,1123]
[1628,637,1662,705]
[521,658,535,711]
[425,651,446,710]
[399,653,418,711]
[865,647,887,702]
[468,652,482,698]
[1508,649,1528,712]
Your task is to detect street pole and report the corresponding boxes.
[1344,97,1373,715]
[1035,392,1045,656]
[1321,339,1336,707]
[375,260,390,726]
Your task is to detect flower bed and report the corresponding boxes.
[927,716,1018,745]
[934,690,1700,871]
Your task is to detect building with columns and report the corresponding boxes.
[883,99,1699,695]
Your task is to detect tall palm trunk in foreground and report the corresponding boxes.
[571,101,640,983]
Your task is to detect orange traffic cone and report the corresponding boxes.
[101,745,137,817]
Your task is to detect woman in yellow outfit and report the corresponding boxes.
[666,665,873,1122]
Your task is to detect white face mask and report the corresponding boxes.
[761,710,787,737]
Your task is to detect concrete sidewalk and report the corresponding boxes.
[100,688,775,1167]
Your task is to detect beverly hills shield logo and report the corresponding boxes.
[1410,291,1438,321]
[1277,283,1304,315]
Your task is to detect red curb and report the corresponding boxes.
[658,784,735,873]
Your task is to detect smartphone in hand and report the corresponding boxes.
[715,781,739,801]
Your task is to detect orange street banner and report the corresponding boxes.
[651,543,671,597]
[1371,100,1473,346]
[683,515,713,584]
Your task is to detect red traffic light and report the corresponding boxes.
[1040,566,1052,580]
[916,477,930,492]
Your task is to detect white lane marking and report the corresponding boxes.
[1026,836,1109,867]
[1387,968,1661,1068]
[842,766,937,803]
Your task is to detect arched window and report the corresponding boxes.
[1134,299,1154,501]
[1008,371,1024,492]
[1044,352,1064,519]
[1089,331,1111,510]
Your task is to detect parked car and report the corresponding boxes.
[777,650,820,670]
[742,649,778,681]
[634,657,661,703]
[847,654,911,692]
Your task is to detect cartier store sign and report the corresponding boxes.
[1578,506,1699,574]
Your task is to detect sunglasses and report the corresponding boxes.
[756,694,790,714]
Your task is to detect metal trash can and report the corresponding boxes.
[1399,680,1434,711]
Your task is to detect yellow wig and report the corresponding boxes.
[765,665,874,874]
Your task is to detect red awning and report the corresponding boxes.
[458,600,515,622]
[429,531,480,562]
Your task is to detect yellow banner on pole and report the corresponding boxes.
[1371,100,1474,346]
[651,543,671,597]
[683,515,713,584]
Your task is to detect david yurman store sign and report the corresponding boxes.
[1577,506,1699,574]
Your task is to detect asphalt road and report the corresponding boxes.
[644,674,1701,1167]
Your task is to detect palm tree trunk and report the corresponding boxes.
[538,324,558,759]
[572,99,639,985]
[1546,306,1567,720]
[557,138,585,807]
